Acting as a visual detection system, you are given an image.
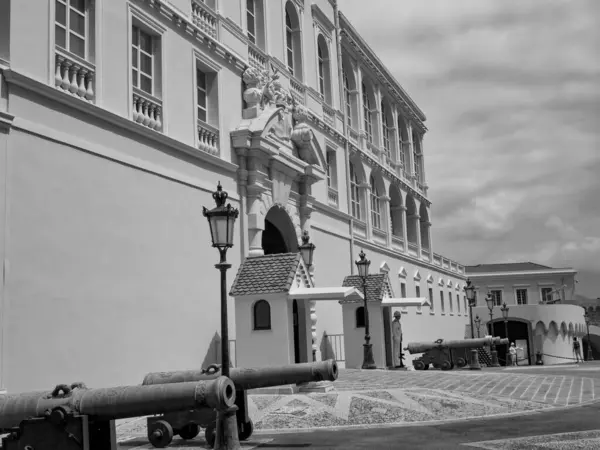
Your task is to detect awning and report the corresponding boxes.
[289,287,364,302]
[381,297,431,307]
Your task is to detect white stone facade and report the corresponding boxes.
[0,0,467,392]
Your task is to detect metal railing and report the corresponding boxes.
[322,333,345,362]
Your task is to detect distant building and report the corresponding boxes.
[466,262,586,366]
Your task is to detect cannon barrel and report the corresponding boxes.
[142,359,338,390]
[0,377,235,431]
[406,337,509,354]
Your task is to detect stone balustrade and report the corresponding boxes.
[407,241,418,257]
[372,228,387,246]
[192,0,218,38]
[422,248,430,261]
[327,187,338,207]
[54,50,95,102]
[289,77,306,105]
[197,121,219,156]
[352,220,367,238]
[391,235,404,252]
[322,103,335,127]
[248,43,268,71]
[132,90,162,131]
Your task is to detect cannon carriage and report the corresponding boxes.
[142,359,339,448]
[406,337,509,370]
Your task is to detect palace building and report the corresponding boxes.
[0,0,469,393]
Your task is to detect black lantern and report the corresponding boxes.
[202,182,239,250]
[501,302,509,320]
[474,315,481,337]
[464,279,476,307]
[355,249,371,278]
[485,292,494,311]
[299,230,316,269]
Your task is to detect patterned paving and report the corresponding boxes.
[115,368,600,446]
[463,430,600,449]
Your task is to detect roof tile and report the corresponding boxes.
[341,274,392,303]
[229,253,301,297]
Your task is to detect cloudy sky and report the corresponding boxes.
[341,0,600,297]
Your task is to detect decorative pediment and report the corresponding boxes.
[426,274,434,284]
[379,261,390,274]
[438,277,444,287]
[447,280,453,288]
[413,270,421,282]
[398,267,407,278]
[456,283,461,291]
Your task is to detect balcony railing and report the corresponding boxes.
[192,0,218,38]
[322,103,335,127]
[132,89,162,131]
[289,77,306,105]
[54,49,95,102]
[352,220,367,238]
[422,249,430,261]
[248,43,268,71]
[327,187,339,207]
[197,121,219,156]
[391,235,404,252]
[373,228,387,246]
[433,253,442,266]
[407,242,418,257]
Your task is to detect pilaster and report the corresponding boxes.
[380,195,391,247]
[406,120,416,185]
[359,181,372,239]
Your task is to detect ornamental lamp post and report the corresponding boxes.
[584,310,594,361]
[464,279,481,370]
[500,302,510,366]
[485,293,500,367]
[299,231,316,361]
[356,250,376,370]
[474,315,481,338]
[202,182,241,450]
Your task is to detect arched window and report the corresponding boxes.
[412,130,421,181]
[246,0,265,50]
[381,101,390,156]
[317,35,332,104]
[253,300,271,330]
[343,69,352,127]
[362,82,372,143]
[349,162,361,220]
[284,2,302,79]
[355,306,365,328]
[370,175,381,230]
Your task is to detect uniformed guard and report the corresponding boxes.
[392,310,403,367]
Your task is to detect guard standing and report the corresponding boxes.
[392,310,403,368]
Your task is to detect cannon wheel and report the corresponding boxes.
[179,422,201,440]
[148,420,174,448]
[456,357,467,368]
[441,361,453,371]
[205,426,216,448]
[238,419,254,441]
[413,360,425,370]
[423,363,429,370]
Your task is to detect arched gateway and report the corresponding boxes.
[262,206,299,255]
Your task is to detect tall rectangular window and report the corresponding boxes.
[429,287,434,312]
[318,45,325,97]
[490,290,502,306]
[449,292,453,312]
[440,291,445,313]
[400,283,406,298]
[285,12,294,74]
[456,294,461,313]
[197,68,208,122]
[132,25,154,95]
[416,285,421,312]
[370,177,381,230]
[541,287,553,303]
[55,0,87,58]
[362,83,372,143]
[350,163,361,220]
[516,289,528,305]
[381,102,390,155]
[247,0,256,44]
[344,71,352,128]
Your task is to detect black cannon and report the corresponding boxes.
[406,337,509,370]
[0,377,235,450]
[142,359,339,447]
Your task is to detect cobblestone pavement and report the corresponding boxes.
[115,367,600,448]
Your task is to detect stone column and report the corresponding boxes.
[406,121,416,187]
[399,205,408,253]
[380,195,392,247]
[421,220,433,262]
[419,133,429,196]
[373,84,383,158]
[360,181,372,239]
[407,212,421,258]
[355,63,366,148]
[247,188,265,257]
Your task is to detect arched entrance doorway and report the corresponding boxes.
[262,206,299,255]
[489,320,532,366]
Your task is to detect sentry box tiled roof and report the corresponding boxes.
[340,273,394,304]
[229,253,303,297]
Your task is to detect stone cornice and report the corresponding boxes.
[311,4,335,37]
[3,69,238,174]
[137,0,246,74]
[0,111,15,133]
[467,269,577,279]
[338,13,427,132]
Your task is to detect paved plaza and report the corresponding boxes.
[116,364,600,449]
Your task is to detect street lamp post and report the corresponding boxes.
[474,315,481,338]
[299,231,316,361]
[203,182,241,450]
[464,279,481,370]
[584,310,594,361]
[485,293,500,367]
[356,250,376,370]
[500,302,510,366]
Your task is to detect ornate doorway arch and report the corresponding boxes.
[262,205,299,255]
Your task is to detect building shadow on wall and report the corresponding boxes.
[320,332,337,361]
